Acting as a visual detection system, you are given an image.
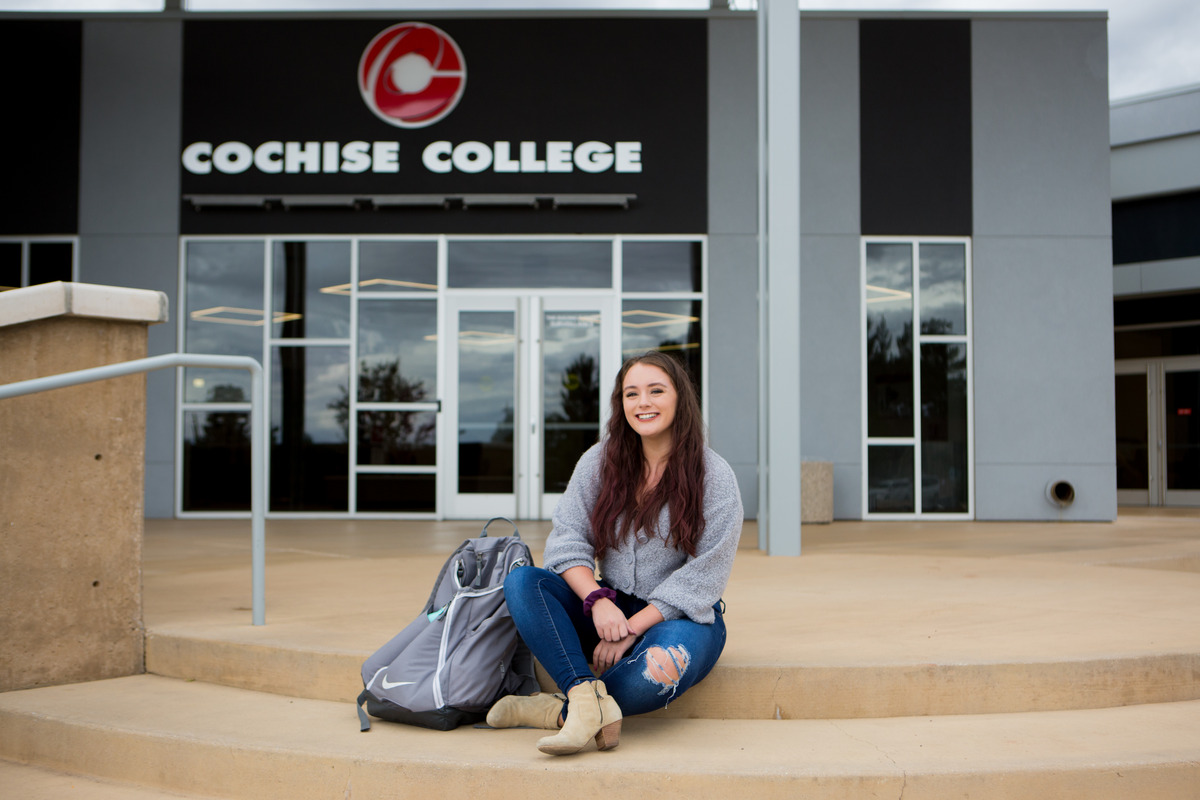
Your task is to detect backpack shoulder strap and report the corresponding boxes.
[356,689,373,732]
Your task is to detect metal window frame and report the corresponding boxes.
[860,235,975,521]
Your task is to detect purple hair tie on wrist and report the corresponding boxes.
[582,587,617,616]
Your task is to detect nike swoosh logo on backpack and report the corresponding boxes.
[381,677,415,689]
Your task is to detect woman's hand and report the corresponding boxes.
[593,633,637,672]
[589,597,631,642]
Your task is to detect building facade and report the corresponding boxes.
[1111,83,1200,508]
[0,9,1116,522]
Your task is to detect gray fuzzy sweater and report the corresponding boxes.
[542,442,743,624]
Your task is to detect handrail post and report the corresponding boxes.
[249,357,265,626]
[0,353,268,625]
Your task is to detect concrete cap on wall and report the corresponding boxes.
[0,282,169,330]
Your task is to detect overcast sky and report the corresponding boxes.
[6,0,1199,100]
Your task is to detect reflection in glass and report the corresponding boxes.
[1115,373,1150,491]
[184,240,265,402]
[919,243,966,335]
[1164,370,1199,490]
[458,312,515,494]
[544,311,601,493]
[448,241,611,289]
[357,474,436,513]
[622,241,702,292]
[182,410,250,511]
[358,240,437,293]
[270,346,349,511]
[0,242,20,289]
[357,300,437,400]
[866,243,914,438]
[868,446,914,513]
[920,344,969,512]
[621,299,703,400]
[357,411,436,466]
[28,241,73,285]
[272,241,350,340]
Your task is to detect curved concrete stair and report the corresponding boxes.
[141,541,1200,720]
[145,628,1200,720]
[2,675,1199,799]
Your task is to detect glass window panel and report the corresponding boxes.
[458,311,515,494]
[447,241,611,289]
[272,241,350,340]
[358,240,437,293]
[270,346,349,511]
[868,445,914,513]
[358,411,436,466]
[1,242,21,289]
[28,242,73,285]
[621,299,703,400]
[920,344,969,513]
[184,240,265,403]
[357,299,437,401]
[182,410,251,511]
[356,473,436,513]
[1115,373,1150,491]
[866,242,914,438]
[622,241,702,293]
[918,243,966,335]
[543,310,602,494]
[1164,370,1200,491]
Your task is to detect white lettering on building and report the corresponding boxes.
[182,139,642,176]
[181,141,401,175]
[422,141,642,174]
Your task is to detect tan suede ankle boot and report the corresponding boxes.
[536,679,622,755]
[486,692,566,730]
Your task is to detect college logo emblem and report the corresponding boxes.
[359,22,466,129]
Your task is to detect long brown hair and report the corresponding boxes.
[588,351,706,559]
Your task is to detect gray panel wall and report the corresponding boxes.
[707,17,760,517]
[799,18,862,519]
[971,18,1115,520]
[78,20,182,518]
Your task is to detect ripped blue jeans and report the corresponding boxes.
[503,566,726,717]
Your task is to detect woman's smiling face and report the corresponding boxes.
[622,362,677,442]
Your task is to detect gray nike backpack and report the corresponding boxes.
[356,517,540,731]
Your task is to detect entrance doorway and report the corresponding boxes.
[443,294,618,519]
[1116,357,1200,507]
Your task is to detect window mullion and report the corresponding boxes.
[912,240,923,515]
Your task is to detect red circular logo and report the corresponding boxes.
[359,22,466,129]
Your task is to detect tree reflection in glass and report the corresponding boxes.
[326,359,437,466]
[866,243,914,438]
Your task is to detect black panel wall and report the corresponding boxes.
[859,20,972,236]
[0,21,81,235]
[179,18,708,235]
[1112,190,1200,265]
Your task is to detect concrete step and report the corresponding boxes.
[0,758,221,800]
[142,543,1200,720]
[2,675,1199,800]
[145,627,1200,720]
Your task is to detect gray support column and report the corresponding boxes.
[758,0,802,555]
[78,20,183,518]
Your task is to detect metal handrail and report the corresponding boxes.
[0,353,268,625]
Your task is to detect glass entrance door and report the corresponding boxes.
[444,294,616,519]
[1116,357,1200,507]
